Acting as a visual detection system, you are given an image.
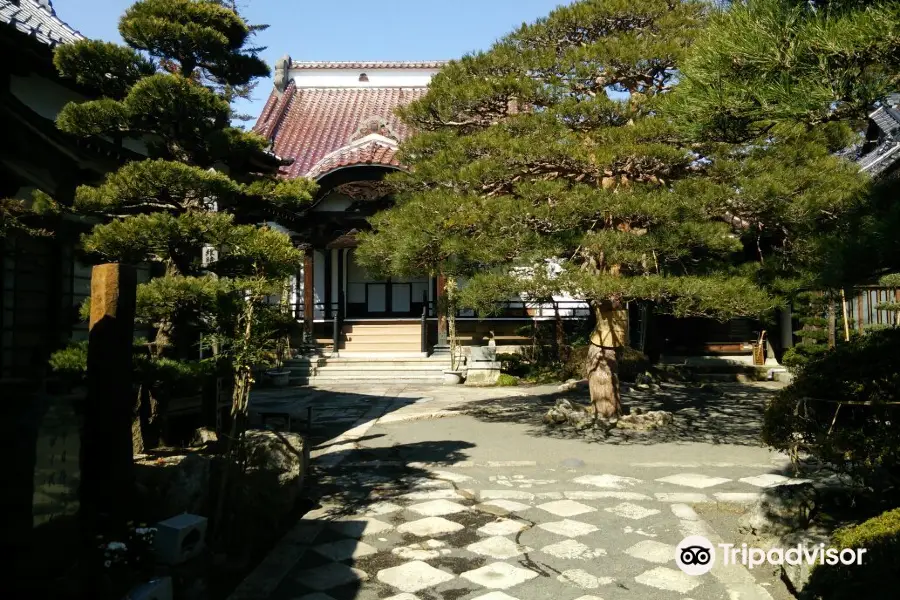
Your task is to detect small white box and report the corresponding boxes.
[153,513,208,565]
[126,576,173,600]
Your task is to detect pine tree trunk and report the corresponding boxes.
[585,302,628,419]
[131,386,144,455]
[586,344,621,419]
[131,385,162,453]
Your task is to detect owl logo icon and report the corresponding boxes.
[676,536,715,575]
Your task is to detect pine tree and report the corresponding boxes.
[356,0,870,418]
[672,0,900,287]
[358,0,742,417]
[0,191,59,238]
[51,0,314,448]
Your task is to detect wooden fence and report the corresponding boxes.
[847,286,900,331]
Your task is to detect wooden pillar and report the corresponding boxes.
[895,288,900,326]
[780,304,794,350]
[323,250,332,319]
[81,264,136,592]
[856,292,864,334]
[436,273,448,347]
[303,252,314,341]
[337,249,345,317]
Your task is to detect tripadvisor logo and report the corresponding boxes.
[676,536,715,575]
[675,535,867,576]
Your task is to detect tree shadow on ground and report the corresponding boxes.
[462,382,778,446]
[244,439,480,600]
[250,386,423,446]
[307,439,477,517]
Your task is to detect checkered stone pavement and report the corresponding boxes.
[267,461,801,600]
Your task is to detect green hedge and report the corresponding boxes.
[495,374,519,386]
[803,508,900,598]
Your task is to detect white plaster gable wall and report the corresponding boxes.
[10,73,150,156]
[313,194,354,212]
[10,73,82,120]
[291,68,439,89]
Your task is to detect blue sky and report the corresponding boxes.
[53,0,565,124]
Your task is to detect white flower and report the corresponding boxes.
[134,527,157,535]
[107,541,127,551]
[104,560,111,568]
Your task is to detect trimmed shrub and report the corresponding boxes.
[496,374,519,387]
[763,329,900,500]
[803,508,900,599]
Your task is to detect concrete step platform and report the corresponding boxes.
[289,374,447,385]
[284,355,452,385]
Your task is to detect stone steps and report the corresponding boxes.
[331,322,423,353]
[289,374,447,385]
[284,356,451,385]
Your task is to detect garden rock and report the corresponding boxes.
[191,427,219,448]
[739,482,817,537]
[241,429,311,518]
[775,527,831,595]
[543,398,595,428]
[135,452,212,519]
[616,410,674,431]
[557,378,586,392]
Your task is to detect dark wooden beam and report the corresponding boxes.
[303,253,314,339]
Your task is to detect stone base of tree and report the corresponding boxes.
[542,399,673,432]
[616,409,674,430]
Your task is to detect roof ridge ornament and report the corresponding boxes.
[274,54,291,94]
[350,116,399,143]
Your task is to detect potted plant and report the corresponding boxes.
[442,276,465,385]
[265,345,291,387]
[266,366,290,388]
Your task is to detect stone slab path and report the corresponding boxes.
[235,382,798,600]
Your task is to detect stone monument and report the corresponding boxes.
[465,345,501,385]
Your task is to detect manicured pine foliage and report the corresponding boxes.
[681,1,900,516]
[356,0,864,417]
[0,190,59,238]
[51,0,315,448]
[673,0,900,288]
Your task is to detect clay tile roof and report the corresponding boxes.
[306,135,401,180]
[290,60,447,70]
[254,85,429,179]
[0,0,83,48]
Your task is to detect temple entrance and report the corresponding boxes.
[345,249,429,318]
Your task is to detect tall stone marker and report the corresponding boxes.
[80,264,137,542]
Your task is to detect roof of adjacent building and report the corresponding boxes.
[290,60,447,70]
[0,0,82,48]
[254,81,430,179]
[857,96,900,177]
